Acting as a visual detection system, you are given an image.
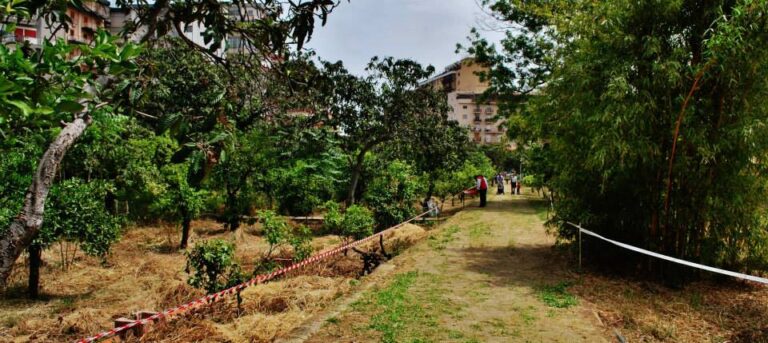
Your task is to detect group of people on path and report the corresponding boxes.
[471,171,523,207]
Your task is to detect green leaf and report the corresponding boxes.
[6,99,32,116]
[55,100,85,113]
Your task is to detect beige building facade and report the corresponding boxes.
[426,58,505,144]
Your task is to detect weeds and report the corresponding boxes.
[537,281,578,308]
[352,271,459,342]
[428,225,460,251]
[468,223,491,242]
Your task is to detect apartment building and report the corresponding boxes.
[425,58,505,144]
[108,6,227,57]
[1,0,110,47]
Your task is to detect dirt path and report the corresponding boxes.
[303,193,609,342]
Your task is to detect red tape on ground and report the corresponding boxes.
[77,187,473,343]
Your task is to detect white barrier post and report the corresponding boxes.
[578,222,582,273]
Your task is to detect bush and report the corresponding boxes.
[321,201,344,234]
[39,178,123,260]
[258,210,290,256]
[185,239,244,294]
[363,160,424,228]
[341,205,375,240]
[254,211,315,273]
[290,225,313,261]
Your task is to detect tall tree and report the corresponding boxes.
[0,0,345,287]
[321,57,445,204]
[467,0,768,280]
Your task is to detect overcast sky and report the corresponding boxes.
[305,0,504,76]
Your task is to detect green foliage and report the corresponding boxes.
[364,160,424,229]
[38,179,123,259]
[468,0,768,278]
[185,239,244,294]
[151,162,207,223]
[258,210,290,253]
[321,201,344,234]
[265,124,345,215]
[0,30,141,138]
[434,151,495,198]
[536,282,578,309]
[318,57,450,203]
[290,225,313,262]
[480,144,518,171]
[321,201,375,240]
[0,142,42,231]
[340,205,375,240]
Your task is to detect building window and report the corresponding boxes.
[84,17,89,24]
[184,24,193,33]
[485,107,493,114]
[462,114,467,119]
[462,105,467,109]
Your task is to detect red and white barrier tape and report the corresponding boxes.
[77,187,474,343]
[567,222,768,284]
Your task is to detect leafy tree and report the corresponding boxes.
[211,127,278,231]
[389,112,470,205]
[467,0,768,281]
[185,239,244,294]
[152,162,208,249]
[434,151,495,199]
[269,124,345,216]
[0,23,141,286]
[363,160,425,229]
[320,57,446,204]
[254,210,314,272]
[25,179,123,298]
[340,205,375,240]
[321,201,375,240]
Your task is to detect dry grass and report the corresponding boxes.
[571,272,768,342]
[0,220,428,343]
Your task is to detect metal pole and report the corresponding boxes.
[578,223,582,273]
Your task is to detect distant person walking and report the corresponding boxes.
[510,174,518,195]
[496,173,505,194]
[475,174,488,207]
[516,175,522,195]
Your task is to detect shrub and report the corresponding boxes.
[185,239,244,294]
[39,178,123,260]
[321,201,344,234]
[363,161,424,228]
[290,225,313,262]
[341,205,375,240]
[258,210,290,257]
[254,211,315,273]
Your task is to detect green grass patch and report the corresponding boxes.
[468,223,492,241]
[428,225,460,251]
[351,271,463,343]
[537,281,578,308]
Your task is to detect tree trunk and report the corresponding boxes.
[227,189,240,231]
[346,150,367,205]
[180,213,192,249]
[0,116,92,288]
[28,244,42,299]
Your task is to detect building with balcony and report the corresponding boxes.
[2,0,110,48]
[424,58,505,144]
[1,17,40,47]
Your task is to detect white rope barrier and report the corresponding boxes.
[566,222,768,284]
